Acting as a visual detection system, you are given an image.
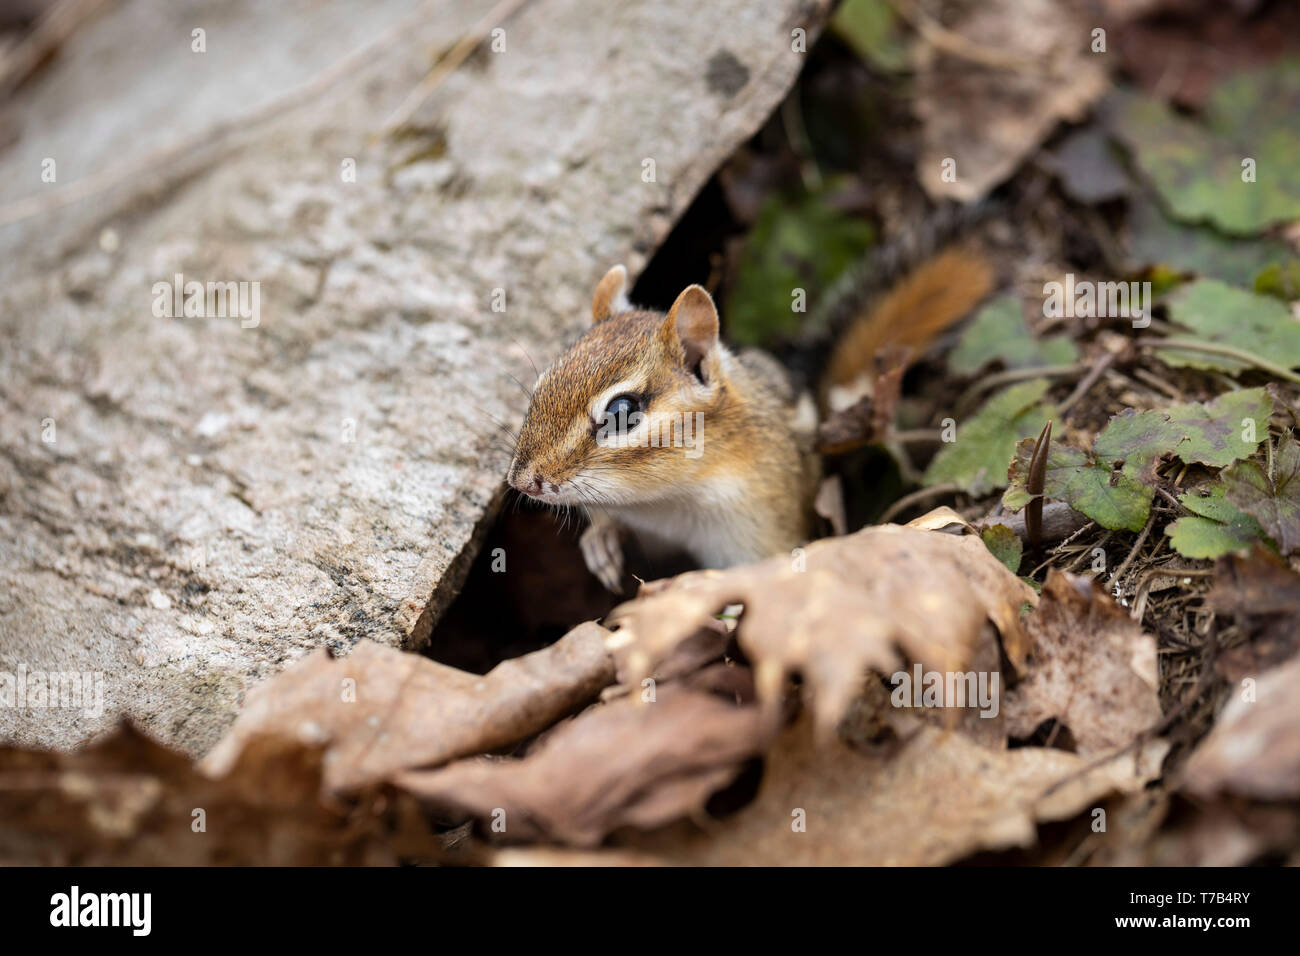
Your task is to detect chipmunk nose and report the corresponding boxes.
[510,464,548,497]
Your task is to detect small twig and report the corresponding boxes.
[1146,566,1214,578]
[879,483,962,524]
[886,0,1045,75]
[1138,337,1300,385]
[1154,485,1189,514]
[1052,517,1098,554]
[1108,510,1156,589]
[1056,352,1116,417]
[891,429,942,443]
[1063,530,1111,574]
[381,0,533,135]
[0,0,111,99]
[780,92,822,192]
[1081,205,1127,277]
[985,501,1091,548]
[1127,366,1183,402]
[955,363,1086,414]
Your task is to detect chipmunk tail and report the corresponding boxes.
[822,245,995,412]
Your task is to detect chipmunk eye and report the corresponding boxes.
[601,393,641,433]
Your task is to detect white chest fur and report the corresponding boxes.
[600,477,774,568]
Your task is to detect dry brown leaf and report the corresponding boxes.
[606,524,1035,737]
[393,686,773,847]
[813,474,847,537]
[201,622,615,793]
[632,711,1166,866]
[906,505,972,533]
[0,724,420,865]
[1098,794,1300,867]
[490,846,665,866]
[816,354,905,454]
[1208,548,1300,683]
[1114,0,1300,110]
[1183,652,1300,801]
[914,0,1109,202]
[1002,571,1161,755]
[605,620,732,693]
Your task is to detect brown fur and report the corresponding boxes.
[825,246,994,389]
[510,295,810,566]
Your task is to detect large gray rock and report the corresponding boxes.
[0,0,829,754]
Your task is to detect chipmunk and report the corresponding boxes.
[507,233,995,592]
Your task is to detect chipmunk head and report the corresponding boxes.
[508,265,725,507]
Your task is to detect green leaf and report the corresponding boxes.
[1160,279,1300,374]
[1002,389,1271,533]
[1166,484,1266,559]
[1255,260,1300,301]
[1109,61,1300,235]
[1129,194,1298,287]
[1222,436,1300,555]
[923,379,1055,495]
[980,524,1023,574]
[1095,387,1273,474]
[727,187,875,347]
[831,0,909,73]
[948,296,1079,376]
[1004,438,1153,532]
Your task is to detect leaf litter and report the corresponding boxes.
[7,0,1300,868]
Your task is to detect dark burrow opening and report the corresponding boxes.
[424,31,889,670]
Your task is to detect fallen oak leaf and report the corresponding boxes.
[201,622,615,793]
[0,723,420,865]
[489,846,665,866]
[628,710,1166,866]
[605,524,1035,738]
[1183,652,1300,802]
[1002,571,1161,756]
[1207,547,1300,681]
[913,0,1109,203]
[392,686,773,847]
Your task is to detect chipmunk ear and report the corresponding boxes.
[591,265,631,323]
[664,284,719,380]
